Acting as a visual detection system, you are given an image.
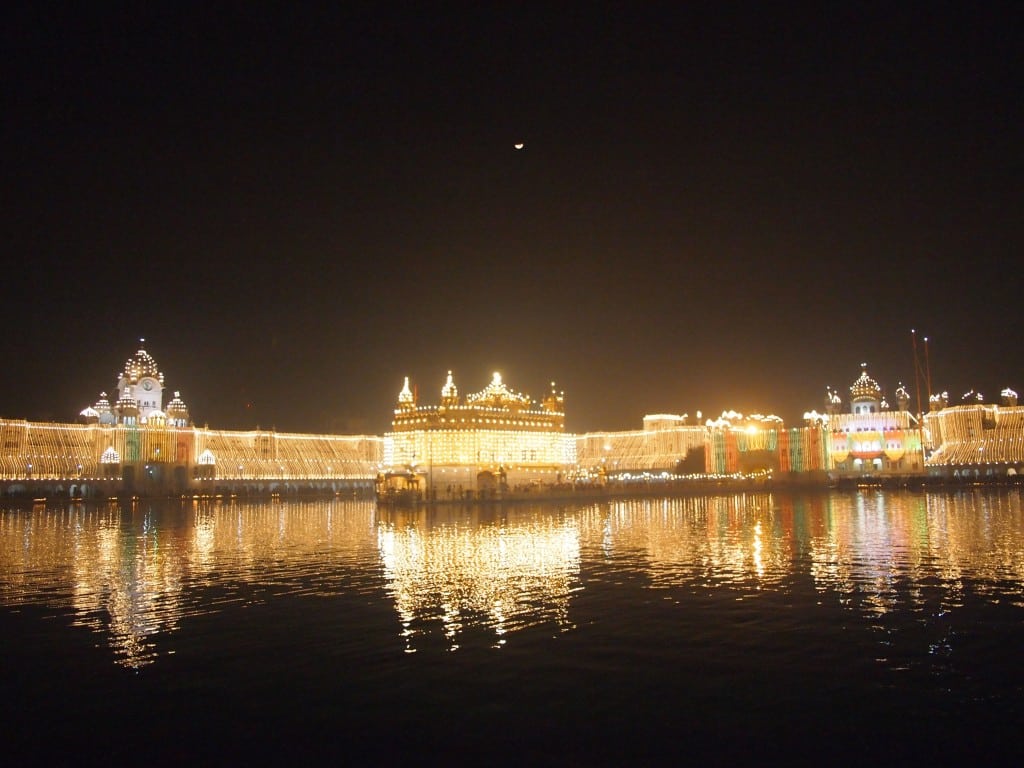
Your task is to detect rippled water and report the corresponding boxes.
[2,490,1023,765]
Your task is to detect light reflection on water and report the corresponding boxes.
[376,505,581,652]
[1,490,1023,670]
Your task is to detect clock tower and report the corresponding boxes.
[81,339,192,427]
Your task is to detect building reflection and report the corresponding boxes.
[571,494,794,590]
[376,505,580,651]
[1,491,1023,667]
[0,498,378,668]
[799,490,1024,615]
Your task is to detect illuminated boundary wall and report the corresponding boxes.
[924,405,1024,476]
[706,426,828,477]
[574,426,706,472]
[0,419,383,496]
[7,404,1024,498]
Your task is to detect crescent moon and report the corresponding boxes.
[514,143,524,150]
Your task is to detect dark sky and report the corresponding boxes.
[2,2,1021,433]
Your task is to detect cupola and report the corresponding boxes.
[849,364,882,415]
[165,391,191,427]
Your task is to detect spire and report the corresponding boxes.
[397,376,415,409]
[441,370,459,407]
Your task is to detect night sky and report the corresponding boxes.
[2,3,1020,434]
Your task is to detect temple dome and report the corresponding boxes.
[466,372,532,409]
[850,365,882,402]
[121,339,163,384]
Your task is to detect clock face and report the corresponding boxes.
[142,379,154,392]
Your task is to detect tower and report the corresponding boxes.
[115,339,166,423]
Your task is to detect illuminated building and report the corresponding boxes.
[79,340,181,427]
[1,342,381,498]
[823,364,923,477]
[705,411,789,475]
[380,371,574,499]
[8,341,1024,499]
[924,387,1024,476]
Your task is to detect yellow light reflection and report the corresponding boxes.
[376,506,580,651]
[0,499,378,668]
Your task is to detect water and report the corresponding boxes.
[2,491,1023,765]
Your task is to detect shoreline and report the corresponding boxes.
[377,472,1024,506]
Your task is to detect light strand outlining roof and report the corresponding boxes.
[465,372,532,408]
[705,410,783,429]
[803,410,829,425]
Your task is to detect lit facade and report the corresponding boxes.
[823,365,923,477]
[574,414,705,475]
[924,388,1024,476]
[381,372,574,498]
[9,341,1024,499]
[703,412,834,479]
[704,411,806,479]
